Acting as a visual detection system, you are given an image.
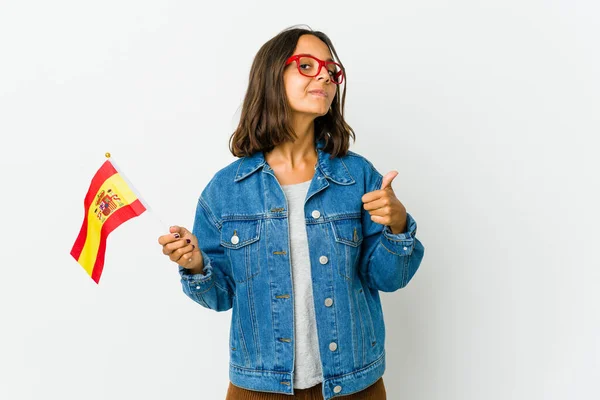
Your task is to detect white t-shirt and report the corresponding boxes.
[281,179,323,389]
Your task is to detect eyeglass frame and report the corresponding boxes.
[285,54,345,85]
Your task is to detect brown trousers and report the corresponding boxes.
[226,377,386,399]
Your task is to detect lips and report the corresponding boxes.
[308,89,328,97]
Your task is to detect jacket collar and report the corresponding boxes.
[234,138,355,185]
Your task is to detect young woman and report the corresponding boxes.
[158,26,425,400]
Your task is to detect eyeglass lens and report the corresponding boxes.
[297,56,343,83]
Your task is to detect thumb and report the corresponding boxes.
[380,170,399,190]
[169,225,188,235]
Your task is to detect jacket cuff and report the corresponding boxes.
[381,212,418,256]
[178,250,214,293]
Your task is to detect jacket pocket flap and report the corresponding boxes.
[220,219,261,249]
[331,218,363,247]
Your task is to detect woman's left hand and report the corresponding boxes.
[361,171,408,234]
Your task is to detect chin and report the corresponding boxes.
[293,107,330,118]
[313,107,329,117]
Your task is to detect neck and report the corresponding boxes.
[290,112,316,141]
[265,116,318,168]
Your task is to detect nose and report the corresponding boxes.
[316,65,331,83]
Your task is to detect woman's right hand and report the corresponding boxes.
[158,226,204,274]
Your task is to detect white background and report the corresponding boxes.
[1,1,598,399]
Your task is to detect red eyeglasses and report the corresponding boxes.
[285,54,345,85]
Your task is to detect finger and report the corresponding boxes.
[163,237,194,255]
[380,171,398,190]
[160,225,192,245]
[369,214,390,225]
[177,227,195,244]
[367,207,391,217]
[170,225,188,238]
[363,196,390,211]
[175,245,198,265]
[170,243,195,262]
[158,231,181,246]
[175,225,192,235]
[162,240,180,255]
[361,189,386,204]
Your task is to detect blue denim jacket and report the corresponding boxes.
[178,139,425,399]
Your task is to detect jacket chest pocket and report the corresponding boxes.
[331,217,363,280]
[220,219,262,283]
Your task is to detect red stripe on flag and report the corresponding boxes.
[90,199,147,284]
[70,214,88,261]
[70,161,119,260]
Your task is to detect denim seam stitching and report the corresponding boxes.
[198,196,222,231]
[379,238,410,256]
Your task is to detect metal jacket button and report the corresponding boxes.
[324,298,333,307]
[311,210,321,219]
[329,342,337,351]
[319,255,328,264]
[231,235,239,245]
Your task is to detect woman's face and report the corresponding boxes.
[283,34,338,120]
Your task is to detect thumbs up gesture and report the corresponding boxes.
[361,171,408,234]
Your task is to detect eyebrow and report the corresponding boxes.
[301,53,334,62]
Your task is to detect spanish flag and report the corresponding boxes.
[71,159,146,283]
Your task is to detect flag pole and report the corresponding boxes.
[104,152,170,233]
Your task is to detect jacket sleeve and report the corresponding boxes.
[357,167,425,292]
[178,196,235,311]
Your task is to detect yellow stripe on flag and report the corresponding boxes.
[77,173,139,275]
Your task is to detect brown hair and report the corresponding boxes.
[229,25,355,158]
